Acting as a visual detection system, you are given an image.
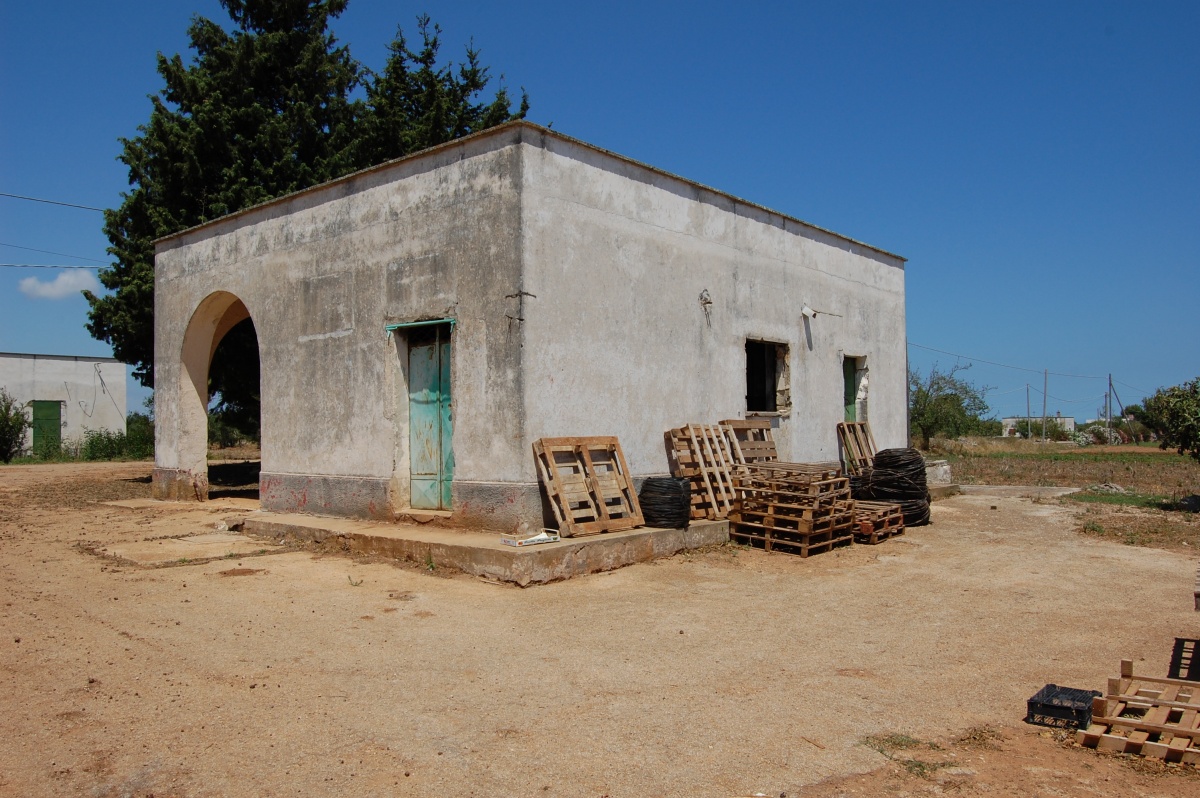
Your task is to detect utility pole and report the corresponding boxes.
[1026,384,1031,439]
[1106,374,1113,441]
[1042,369,1048,443]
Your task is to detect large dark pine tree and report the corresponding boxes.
[86,0,527,438]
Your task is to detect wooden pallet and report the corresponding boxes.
[729,504,855,556]
[667,424,739,520]
[532,437,644,537]
[1077,659,1200,764]
[853,500,905,544]
[734,469,850,501]
[720,418,778,463]
[837,421,877,476]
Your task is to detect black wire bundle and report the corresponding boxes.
[638,477,691,528]
[859,448,931,526]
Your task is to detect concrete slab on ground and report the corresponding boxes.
[238,512,728,586]
[105,498,260,512]
[98,533,282,566]
[960,484,1080,499]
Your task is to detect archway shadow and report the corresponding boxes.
[208,460,260,500]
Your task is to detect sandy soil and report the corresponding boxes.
[2,462,1199,797]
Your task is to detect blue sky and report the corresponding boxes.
[1,1,1197,420]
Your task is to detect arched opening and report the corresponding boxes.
[177,291,261,501]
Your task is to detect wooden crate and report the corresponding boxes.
[853,500,905,544]
[533,437,644,537]
[1076,659,1200,765]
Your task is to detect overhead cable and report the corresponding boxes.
[0,191,104,212]
[0,242,105,263]
[907,341,1102,380]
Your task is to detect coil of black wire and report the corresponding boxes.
[638,477,691,528]
[864,447,931,526]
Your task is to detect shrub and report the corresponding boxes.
[125,412,155,459]
[0,388,31,463]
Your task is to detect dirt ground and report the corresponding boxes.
[2,462,1199,797]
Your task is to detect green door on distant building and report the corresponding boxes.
[408,324,453,510]
[31,400,62,451]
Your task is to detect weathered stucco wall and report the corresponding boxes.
[154,132,527,518]
[0,353,126,450]
[517,130,907,478]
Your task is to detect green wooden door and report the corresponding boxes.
[31,400,62,451]
[843,358,857,422]
[409,325,453,510]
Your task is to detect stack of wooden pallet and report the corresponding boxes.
[728,467,855,557]
[1076,659,1200,764]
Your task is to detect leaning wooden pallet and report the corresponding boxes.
[852,500,905,544]
[667,424,739,520]
[533,436,644,537]
[837,421,877,476]
[720,418,777,463]
[1077,659,1200,764]
[720,418,842,476]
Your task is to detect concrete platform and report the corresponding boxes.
[237,512,729,587]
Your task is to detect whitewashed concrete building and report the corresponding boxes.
[152,122,907,529]
[0,352,126,451]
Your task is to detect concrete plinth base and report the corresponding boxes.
[152,467,208,501]
[239,512,728,587]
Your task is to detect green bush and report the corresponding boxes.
[125,412,155,459]
[0,388,31,463]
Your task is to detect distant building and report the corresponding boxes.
[0,352,127,452]
[1000,412,1075,437]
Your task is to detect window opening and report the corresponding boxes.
[746,340,790,414]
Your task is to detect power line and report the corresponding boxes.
[0,242,105,263]
[0,263,103,270]
[0,192,104,212]
[1113,378,1155,396]
[907,341,1103,380]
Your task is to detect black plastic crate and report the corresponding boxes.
[1025,684,1102,729]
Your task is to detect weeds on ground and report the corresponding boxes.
[1075,502,1199,551]
[956,725,1003,750]
[1065,491,1174,510]
[861,733,949,779]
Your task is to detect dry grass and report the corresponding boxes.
[1075,503,1200,551]
[930,437,1200,554]
[933,438,1200,498]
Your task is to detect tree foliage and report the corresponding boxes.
[0,388,31,463]
[358,14,529,165]
[908,364,993,450]
[86,0,528,419]
[1142,377,1200,462]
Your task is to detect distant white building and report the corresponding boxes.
[1000,412,1075,437]
[0,352,127,452]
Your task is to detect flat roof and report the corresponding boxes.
[156,121,905,262]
